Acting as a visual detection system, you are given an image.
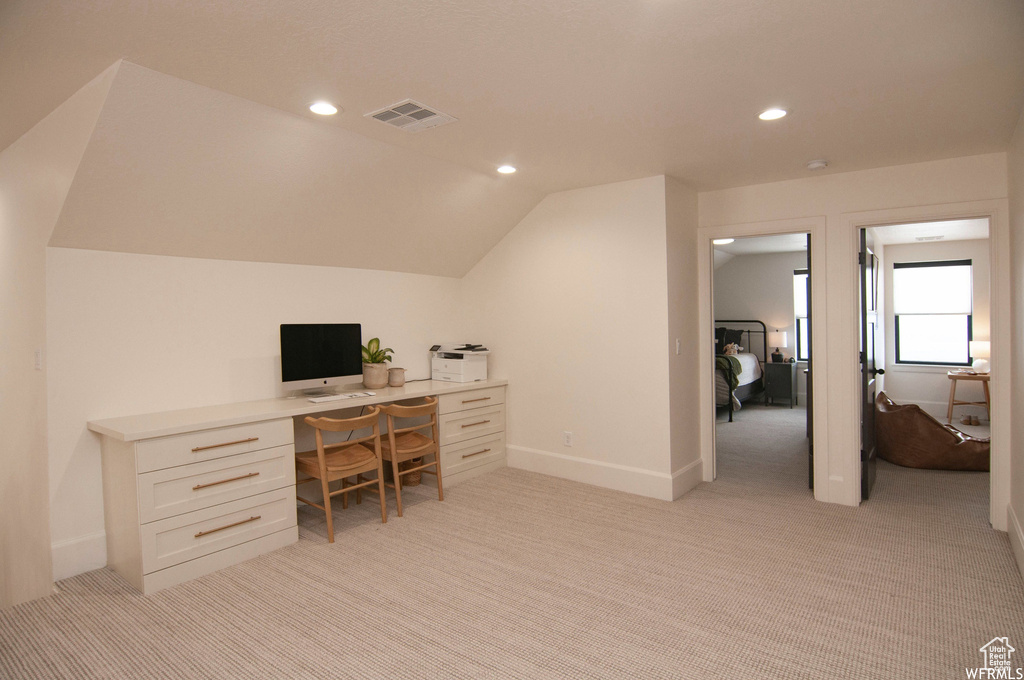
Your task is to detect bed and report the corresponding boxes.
[715,320,767,422]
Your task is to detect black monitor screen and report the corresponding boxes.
[280,323,363,383]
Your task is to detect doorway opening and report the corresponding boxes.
[859,218,991,506]
[711,233,812,493]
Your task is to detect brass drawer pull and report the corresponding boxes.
[462,448,491,459]
[461,420,491,429]
[461,396,491,404]
[191,437,259,453]
[194,515,261,538]
[192,472,260,491]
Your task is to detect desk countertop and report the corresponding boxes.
[87,379,508,442]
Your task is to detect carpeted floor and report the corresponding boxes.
[3,414,1022,679]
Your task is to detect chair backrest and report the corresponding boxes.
[304,405,381,448]
[379,396,438,438]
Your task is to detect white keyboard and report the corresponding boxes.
[307,391,376,403]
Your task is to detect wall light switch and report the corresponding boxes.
[675,338,681,355]
[34,348,43,371]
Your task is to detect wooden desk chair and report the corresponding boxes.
[379,397,443,517]
[295,406,387,542]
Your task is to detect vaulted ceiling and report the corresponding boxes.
[4,0,1024,275]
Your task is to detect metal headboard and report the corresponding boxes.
[714,319,768,364]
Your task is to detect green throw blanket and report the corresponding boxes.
[715,355,742,390]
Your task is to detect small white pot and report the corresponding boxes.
[388,367,407,387]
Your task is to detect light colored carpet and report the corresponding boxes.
[3,418,1023,679]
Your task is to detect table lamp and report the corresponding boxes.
[768,330,787,363]
[969,340,990,374]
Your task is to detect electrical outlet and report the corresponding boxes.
[563,431,573,447]
[34,348,43,371]
[675,338,680,355]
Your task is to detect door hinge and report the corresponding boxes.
[858,251,865,265]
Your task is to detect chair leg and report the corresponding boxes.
[376,466,388,524]
[391,456,404,517]
[434,452,444,502]
[321,475,335,543]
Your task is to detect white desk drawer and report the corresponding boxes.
[438,386,506,414]
[136,418,293,473]
[439,404,505,447]
[442,431,505,476]
[138,444,295,524]
[141,487,296,574]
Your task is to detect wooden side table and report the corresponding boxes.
[946,371,990,424]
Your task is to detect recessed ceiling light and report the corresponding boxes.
[309,101,339,116]
[758,108,787,121]
[713,238,735,245]
[806,159,829,171]
[497,165,517,174]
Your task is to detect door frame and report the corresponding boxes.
[697,216,829,497]
[843,199,1010,528]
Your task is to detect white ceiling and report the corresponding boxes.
[869,218,990,245]
[714,233,809,256]
[48,63,542,277]
[3,0,1024,196]
[713,218,990,260]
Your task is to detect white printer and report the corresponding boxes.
[430,344,489,382]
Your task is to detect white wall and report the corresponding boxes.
[0,65,118,609]
[461,176,678,499]
[880,238,990,420]
[700,153,1010,514]
[1007,108,1024,569]
[46,248,461,579]
[713,250,809,396]
[665,177,703,496]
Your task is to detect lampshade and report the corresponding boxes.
[768,331,787,348]
[969,341,990,358]
[970,340,991,374]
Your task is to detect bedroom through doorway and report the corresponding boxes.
[712,233,812,494]
[859,218,992,504]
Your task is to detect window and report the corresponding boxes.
[893,259,972,365]
[793,269,809,361]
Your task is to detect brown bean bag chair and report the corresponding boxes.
[875,392,989,471]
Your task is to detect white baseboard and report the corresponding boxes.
[507,445,674,500]
[1008,504,1024,580]
[672,458,703,499]
[51,531,106,581]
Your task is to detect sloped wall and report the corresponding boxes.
[0,64,118,610]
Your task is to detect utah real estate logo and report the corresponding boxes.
[967,637,1023,679]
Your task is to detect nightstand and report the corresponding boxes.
[764,362,797,407]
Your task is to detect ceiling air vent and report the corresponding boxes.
[365,99,457,132]
[914,235,945,242]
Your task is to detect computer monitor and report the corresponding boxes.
[280,323,363,394]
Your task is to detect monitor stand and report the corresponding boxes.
[299,387,338,398]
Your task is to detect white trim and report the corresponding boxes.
[697,216,831,500]
[672,457,704,499]
[51,530,106,581]
[506,445,674,500]
[1008,504,1024,580]
[842,199,1010,529]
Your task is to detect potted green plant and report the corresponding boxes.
[361,337,393,389]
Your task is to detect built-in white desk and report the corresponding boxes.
[88,379,507,594]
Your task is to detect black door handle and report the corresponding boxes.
[872,368,885,376]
